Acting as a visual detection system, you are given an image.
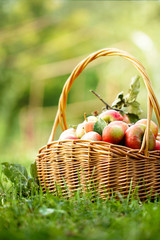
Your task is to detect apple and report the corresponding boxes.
[155,140,160,150]
[136,119,158,138]
[102,122,125,144]
[108,121,129,133]
[76,123,85,138]
[81,131,102,141]
[125,124,155,150]
[123,114,130,124]
[99,109,123,123]
[76,116,98,138]
[84,121,96,133]
[59,128,77,140]
[59,134,79,140]
[84,116,98,132]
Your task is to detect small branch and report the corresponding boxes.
[90,90,124,113]
[90,90,111,109]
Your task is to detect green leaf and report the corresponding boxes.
[93,118,106,136]
[127,101,142,116]
[30,161,39,186]
[111,91,125,109]
[1,162,29,186]
[111,75,142,118]
[127,113,140,123]
[39,206,66,216]
[1,162,39,196]
[39,207,55,216]
[125,75,140,103]
[30,161,38,179]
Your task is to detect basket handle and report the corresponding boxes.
[48,48,160,154]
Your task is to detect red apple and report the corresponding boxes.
[84,116,97,132]
[123,114,130,124]
[125,124,155,150]
[155,140,160,150]
[84,121,96,133]
[81,131,102,141]
[99,110,123,123]
[102,122,125,144]
[59,134,78,140]
[59,128,77,140]
[108,121,129,133]
[136,119,158,138]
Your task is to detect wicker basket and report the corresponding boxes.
[36,48,160,200]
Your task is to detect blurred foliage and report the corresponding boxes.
[1,0,160,160]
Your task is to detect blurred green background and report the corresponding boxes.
[1,0,160,167]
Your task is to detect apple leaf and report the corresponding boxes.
[126,101,142,116]
[126,113,140,123]
[111,91,125,109]
[125,75,140,103]
[111,75,142,122]
[93,118,106,136]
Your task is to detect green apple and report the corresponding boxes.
[76,123,85,138]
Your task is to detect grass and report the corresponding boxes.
[1,181,160,240]
[0,153,160,240]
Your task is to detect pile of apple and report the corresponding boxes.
[59,109,160,151]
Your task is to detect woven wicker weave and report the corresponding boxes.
[36,48,160,200]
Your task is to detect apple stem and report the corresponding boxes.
[90,90,124,114]
[84,112,87,121]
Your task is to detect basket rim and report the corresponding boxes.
[37,139,160,159]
